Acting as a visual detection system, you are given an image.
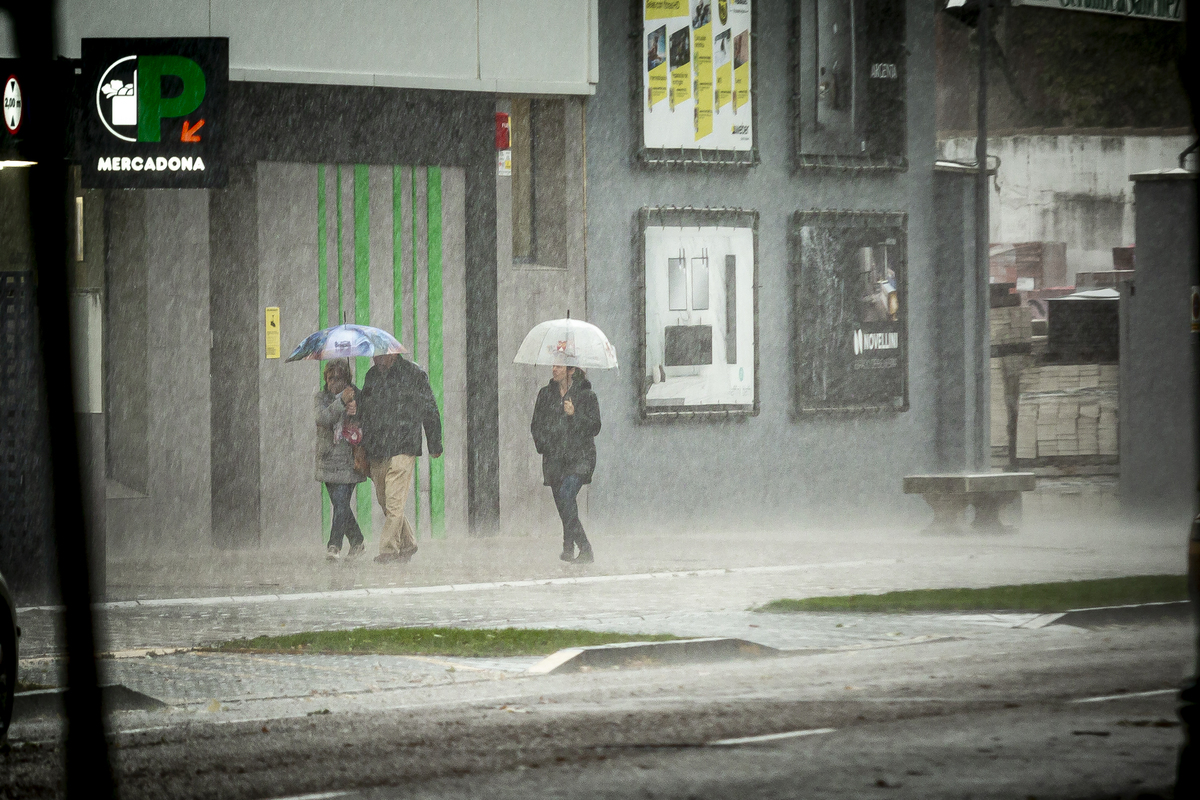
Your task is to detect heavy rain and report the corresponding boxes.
[0,1,1197,798]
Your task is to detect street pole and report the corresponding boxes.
[1,2,115,797]
[974,0,991,473]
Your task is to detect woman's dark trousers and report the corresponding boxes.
[326,482,364,550]
[552,474,591,556]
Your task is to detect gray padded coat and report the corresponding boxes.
[315,389,365,484]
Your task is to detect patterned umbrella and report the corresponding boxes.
[513,318,618,370]
[285,324,408,362]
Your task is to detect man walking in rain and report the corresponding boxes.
[359,352,442,564]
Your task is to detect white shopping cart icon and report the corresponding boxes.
[101,73,136,126]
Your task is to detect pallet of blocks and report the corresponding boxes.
[1014,364,1118,465]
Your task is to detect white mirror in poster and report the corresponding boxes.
[641,0,754,164]
[639,208,758,417]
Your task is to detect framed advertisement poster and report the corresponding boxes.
[791,0,906,170]
[791,210,907,412]
[638,207,759,418]
[638,0,757,166]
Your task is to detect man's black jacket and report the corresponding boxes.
[360,357,443,460]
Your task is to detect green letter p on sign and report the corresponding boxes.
[137,55,206,143]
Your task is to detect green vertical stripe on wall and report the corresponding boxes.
[318,165,331,543]
[427,167,445,539]
[392,166,404,342]
[352,164,372,539]
[411,167,420,537]
[336,165,343,325]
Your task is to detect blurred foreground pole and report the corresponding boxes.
[973,0,990,473]
[1178,2,1200,794]
[2,2,115,796]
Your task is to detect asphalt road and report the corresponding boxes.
[2,620,1192,799]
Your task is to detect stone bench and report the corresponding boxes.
[903,473,1037,533]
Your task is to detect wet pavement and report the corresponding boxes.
[10,515,1187,744]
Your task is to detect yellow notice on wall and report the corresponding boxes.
[716,59,732,110]
[733,59,749,112]
[265,306,281,359]
[670,58,691,109]
[693,22,713,140]
[646,0,686,20]
[648,61,668,108]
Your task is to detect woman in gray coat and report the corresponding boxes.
[316,359,366,560]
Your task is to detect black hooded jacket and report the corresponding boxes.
[360,357,443,460]
[531,375,601,485]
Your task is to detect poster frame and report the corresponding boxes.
[788,0,908,172]
[789,209,909,415]
[636,206,760,420]
[632,0,760,168]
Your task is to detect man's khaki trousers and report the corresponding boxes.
[370,454,418,555]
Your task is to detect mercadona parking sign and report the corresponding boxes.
[81,38,228,189]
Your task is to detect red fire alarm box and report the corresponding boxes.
[495,112,510,150]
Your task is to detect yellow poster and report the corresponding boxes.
[693,22,713,141]
[716,61,732,110]
[668,25,691,110]
[265,306,280,359]
[648,61,668,108]
[645,0,686,19]
[732,29,750,112]
[714,26,733,110]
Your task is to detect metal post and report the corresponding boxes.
[973,0,991,472]
[1,2,115,797]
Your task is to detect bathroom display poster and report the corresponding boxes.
[643,0,753,158]
[791,211,908,412]
[640,208,758,417]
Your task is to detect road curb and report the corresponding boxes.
[1020,600,1191,629]
[527,637,779,674]
[13,684,168,721]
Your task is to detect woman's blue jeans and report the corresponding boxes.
[552,474,590,553]
[326,482,364,550]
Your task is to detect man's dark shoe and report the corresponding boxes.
[574,546,594,564]
[559,548,575,562]
[398,544,418,563]
[346,543,366,560]
[373,552,400,564]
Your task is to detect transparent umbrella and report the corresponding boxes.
[513,317,618,370]
[285,324,408,362]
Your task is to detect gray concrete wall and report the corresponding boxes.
[582,0,942,532]
[939,134,1194,280]
[257,162,322,545]
[210,165,261,548]
[106,189,212,550]
[496,98,589,537]
[1120,172,1198,525]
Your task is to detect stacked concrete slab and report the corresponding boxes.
[1014,364,1119,463]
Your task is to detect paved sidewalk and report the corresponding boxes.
[17,517,1185,657]
[10,515,1187,745]
[98,514,1181,603]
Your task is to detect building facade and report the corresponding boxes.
[1,0,988,597]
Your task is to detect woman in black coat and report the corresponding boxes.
[531,365,601,563]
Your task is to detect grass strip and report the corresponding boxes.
[755,575,1189,614]
[210,627,682,658]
